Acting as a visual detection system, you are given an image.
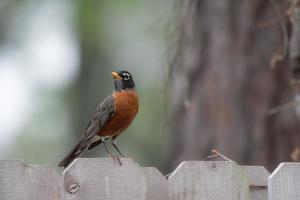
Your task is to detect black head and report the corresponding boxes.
[111,70,136,91]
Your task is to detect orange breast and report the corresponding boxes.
[98,90,139,137]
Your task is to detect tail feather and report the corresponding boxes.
[58,140,88,168]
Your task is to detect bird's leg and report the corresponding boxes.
[110,138,125,157]
[102,139,110,154]
[102,139,122,166]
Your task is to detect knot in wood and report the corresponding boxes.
[67,183,79,194]
[211,162,217,169]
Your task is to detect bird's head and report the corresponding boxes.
[112,70,136,91]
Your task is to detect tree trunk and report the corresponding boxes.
[167,0,300,171]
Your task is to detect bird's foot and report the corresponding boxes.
[119,153,127,158]
[108,153,122,166]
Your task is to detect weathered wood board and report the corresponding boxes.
[268,162,300,200]
[0,160,63,200]
[244,166,269,200]
[0,159,299,199]
[168,161,249,200]
[63,158,167,200]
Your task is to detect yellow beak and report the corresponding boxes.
[111,72,122,80]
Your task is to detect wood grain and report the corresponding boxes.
[268,162,300,200]
[168,161,248,200]
[244,166,269,200]
[0,160,63,200]
[63,158,167,200]
[0,159,299,199]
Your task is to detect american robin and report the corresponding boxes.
[58,70,139,167]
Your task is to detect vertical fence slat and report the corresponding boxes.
[244,166,269,200]
[167,161,248,200]
[142,167,168,200]
[0,160,63,200]
[268,162,300,200]
[63,158,167,200]
[2,159,300,199]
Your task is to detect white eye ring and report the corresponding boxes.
[123,73,130,80]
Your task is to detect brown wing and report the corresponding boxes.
[84,95,115,139]
[58,95,115,167]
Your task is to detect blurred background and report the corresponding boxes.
[1,0,300,174]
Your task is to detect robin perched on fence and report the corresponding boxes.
[58,70,139,167]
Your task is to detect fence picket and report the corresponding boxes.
[244,166,269,200]
[63,158,167,200]
[268,162,300,200]
[0,160,63,200]
[142,167,168,199]
[167,161,248,200]
[0,159,299,199]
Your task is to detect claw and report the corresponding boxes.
[108,153,122,166]
[119,153,126,158]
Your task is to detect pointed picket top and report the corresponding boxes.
[2,159,300,199]
[243,166,269,186]
[268,162,300,200]
[0,160,63,200]
[142,167,168,200]
[168,161,248,200]
[243,166,269,200]
[63,158,167,200]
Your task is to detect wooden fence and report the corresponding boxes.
[0,158,299,200]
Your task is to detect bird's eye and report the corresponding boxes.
[123,73,130,80]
